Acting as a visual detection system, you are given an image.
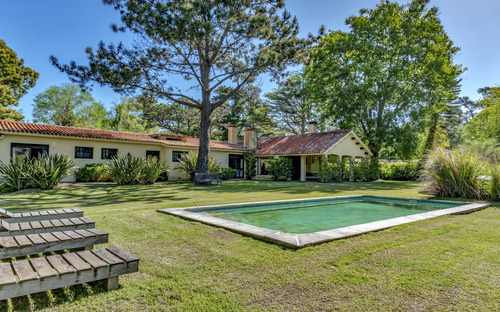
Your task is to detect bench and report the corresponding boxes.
[193,173,223,185]
[0,246,139,300]
[0,208,84,223]
[0,217,95,237]
[0,229,108,260]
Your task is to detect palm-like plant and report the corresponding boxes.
[422,148,487,199]
[0,156,34,191]
[177,153,220,181]
[108,155,145,185]
[31,154,75,190]
[141,157,169,185]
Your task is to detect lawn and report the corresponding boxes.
[0,180,499,312]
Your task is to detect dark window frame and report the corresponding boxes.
[228,154,245,178]
[10,143,49,159]
[259,158,271,175]
[74,146,94,159]
[172,151,188,162]
[101,148,118,160]
[146,150,160,160]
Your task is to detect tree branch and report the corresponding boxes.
[212,74,253,109]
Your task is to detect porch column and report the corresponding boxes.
[300,155,306,182]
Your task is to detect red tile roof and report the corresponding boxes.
[0,120,246,151]
[255,130,352,155]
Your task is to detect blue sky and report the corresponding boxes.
[1,0,499,121]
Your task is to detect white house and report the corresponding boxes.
[0,120,371,182]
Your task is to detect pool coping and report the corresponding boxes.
[156,195,491,249]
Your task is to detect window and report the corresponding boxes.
[11,143,49,159]
[75,147,93,159]
[258,158,270,175]
[146,150,160,160]
[229,154,244,178]
[172,151,187,162]
[101,148,118,159]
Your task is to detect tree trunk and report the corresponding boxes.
[195,54,212,175]
[423,112,439,155]
[195,105,212,174]
[368,140,379,159]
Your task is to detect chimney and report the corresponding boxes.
[308,121,318,133]
[228,125,238,144]
[243,128,257,149]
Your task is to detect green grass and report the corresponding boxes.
[0,180,498,312]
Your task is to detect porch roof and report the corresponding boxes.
[255,130,352,156]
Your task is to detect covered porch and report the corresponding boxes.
[254,129,372,181]
[256,154,366,182]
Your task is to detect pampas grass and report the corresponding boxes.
[422,148,487,199]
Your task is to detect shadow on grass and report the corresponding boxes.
[178,180,423,195]
[0,281,108,312]
[0,183,191,212]
[5,180,495,213]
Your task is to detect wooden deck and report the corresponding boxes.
[0,217,96,237]
[0,208,84,223]
[0,229,108,259]
[0,247,139,301]
[0,207,139,302]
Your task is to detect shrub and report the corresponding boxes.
[177,153,220,181]
[367,157,380,181]
[0,183,13,194]
[353,158,367,182]
[141,157,169,185]
[244,150,256,180]
[0,154,74,191]
[318,156,342,183]
[0,156,34,191]
[346,158,355,181]
[157,171,169,182]
[75,163,111,182]
[489,164,500,201]
[30,154,75,190]
[218,168,237,180]
[108,155,145,185]
[422,148,487,199]
[379,161,421,181]
[177,153,197,180]
[267,156,292,181]
[317,157,333,183]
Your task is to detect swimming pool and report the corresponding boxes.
[157,195,489,248]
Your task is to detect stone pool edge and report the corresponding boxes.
[156,195,491,249]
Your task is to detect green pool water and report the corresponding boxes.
[199,196,459,234]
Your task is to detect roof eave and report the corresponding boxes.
[0,130,246,152]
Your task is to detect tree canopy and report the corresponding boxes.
[0,107,24,121]
[52,0,311,173]
[137,95,201,136]
[107,96,157,133]
[32,83,99,127]
[212,85,277,140]
[0,39,38,118]
[465,87,500,143]
[265,73,319,135]
[306,0,464,158]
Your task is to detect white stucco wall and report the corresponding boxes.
[0,133,243,182]
[325,133,371,158]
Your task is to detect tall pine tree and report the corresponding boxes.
[52,0,311,173]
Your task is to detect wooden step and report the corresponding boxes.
[0,208,84,223]
[0,247,139,301]
[0,217,95,237]
[0,229,109,259]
